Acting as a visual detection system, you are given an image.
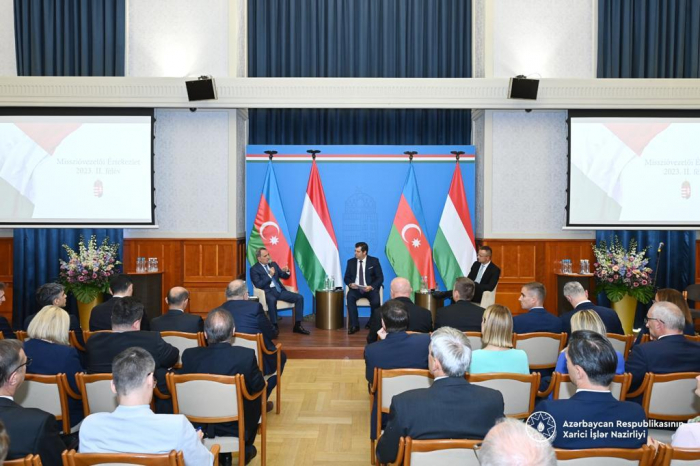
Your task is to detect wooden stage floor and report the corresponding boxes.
[274,316,370,359]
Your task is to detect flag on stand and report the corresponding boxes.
[246,161,297,289]
[294,161,342,292]
[433,163,477,289]
[385,164,436,292]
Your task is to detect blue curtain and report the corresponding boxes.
[597,0,699,323]
[248,0,472,144]
[12,0,126,328]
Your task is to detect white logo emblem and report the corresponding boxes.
[526,411,556,443]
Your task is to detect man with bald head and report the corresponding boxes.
[151,287,203,333]
[367,277,432,343]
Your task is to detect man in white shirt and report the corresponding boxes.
[79,347,213,465]
[466,246,500,303]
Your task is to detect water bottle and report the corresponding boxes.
[329,275,335,290]
[420,276,428,294]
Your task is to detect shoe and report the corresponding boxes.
[348,326,360,335]
[218,453,232,466]
[277,315,283,321]
[364,322,371,329]
[244,445,257,465]
[293,323,310,335]
[266,401,274,412]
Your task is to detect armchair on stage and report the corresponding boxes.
[253,286,296,319]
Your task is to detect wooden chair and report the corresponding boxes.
[167,373,267,466]
[467,372,540,419]
[345,285,384,329]
[480,285,498,308]
[69,330,85,351]
[15,373,81,434]
[82,330,112,343]
[464,332,483,350]
[377,437,405,466]
[61,449,186,465]
[371,368,434,465]
[639,334,700,344]
[14,330,28,341]
[253,286,297,321]
[232,332,283,414]
[550,372,632,401]
[76,373,118,416]
[5,455,42,466]
[403,437,481,466]
[607,333,634,360]
[554,446,653,465]
[159,331,205,369]
[657,444,700,465]
[513,332,567,371]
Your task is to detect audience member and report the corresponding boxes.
[90,274,150,331]
[467,246,501,304]
[220,279,286,396]
[635,288,696,345]
[479,417,556,466]
[626,301,700,393]
[0,282,12,339]
[0,339,66,465]
[151,287,203,333]
[513,282,562,334]
[180,308,265,465]
[25,305,85,427]
[470,304,529,374]
[79,347,213,465]
[560,281,624,335]
[537,330,647,449]
[23,283,82,341]
[434,277,485,332]
[364,300,431,441]
[386,277,432,334]
[671,374,700,448]
[375,327,504,464]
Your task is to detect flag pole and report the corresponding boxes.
[264,150,277,160]
[306,149,320,161]
[451,150,464,162]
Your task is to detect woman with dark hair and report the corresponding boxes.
[634,288,696,345]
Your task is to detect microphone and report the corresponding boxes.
[657,242,664,253]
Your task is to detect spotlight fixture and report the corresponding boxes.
[508,75,539,100]
[185,75,217,101]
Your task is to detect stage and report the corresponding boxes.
[274,316,370,359]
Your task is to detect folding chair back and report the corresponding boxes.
[552,373,632,401]
[554,445,652,465]
[76,373,118,416]
[14,373,72,433]
[513,332,567,370]
[468,372,540,418]
[404,438,481,466]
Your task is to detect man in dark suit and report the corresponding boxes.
[365,300,431,440]
[513,282,563,334]
[0,340,66,465]
[180,308,265,464]
[370,277,432,342]
[376,327,505,464]
[626,301,700,393]
[86,297,178,399]
[220,279,286,398]
[90,274,151,331]
[536,330,647,449]
[344,241,384,335]
[0,282,13,339]
[434,277,485,332]
[467,246,501,304]
[151,287,203,333]
[249,247,309,335]
[23,283,83,346]
[560,281,624,335]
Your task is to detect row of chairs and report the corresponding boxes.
[6,447,223,466]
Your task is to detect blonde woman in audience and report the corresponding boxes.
[25,305,85,427]
[469,304,529,374]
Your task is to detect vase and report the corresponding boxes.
[77,294,104,330]
[611,293,638,335]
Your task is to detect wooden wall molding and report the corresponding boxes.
[0,238,13,323]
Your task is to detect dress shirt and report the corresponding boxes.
[475,262,490,283]
[354,257,368,286]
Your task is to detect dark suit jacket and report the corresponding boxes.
[151,309,203,334]
[394,297,433,333]
[0,315,14,339]
[343,255,384,290]
[250,261,291,295]
[536,391,647,449]
[89,296,151,331]
[220,299,285,375]
[560,302,624,335]
[513,307,563,334]
[0,398,66,466]
[376,377,505,464]
[633,321,696,345]
[434,300,485,332]
[626,334,700,392]
[467,261,500,303]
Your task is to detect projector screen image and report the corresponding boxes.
[568,111,700,228]
[0,109,154,226]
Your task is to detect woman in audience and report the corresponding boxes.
[635,288,696,345]
[671,374,700,447]
[469,304,529,374]
[24,305,84,427]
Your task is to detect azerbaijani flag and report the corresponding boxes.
[246,161,297,289]
[433,163,477,290]
[385,164,436,292]
[294,161,342,292]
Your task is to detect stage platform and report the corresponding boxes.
[274,316,370,359]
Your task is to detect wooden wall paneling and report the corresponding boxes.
[237,240,246,278]
[483,241,538,315]
[123,239,183,314]
[182,240,237,283]
[187,286,227,316]
[0,238,13,324]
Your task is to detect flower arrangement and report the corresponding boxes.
[59,235,121,303]
[592,236,654,303]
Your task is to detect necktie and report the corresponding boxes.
[475,264,486,283]
[265,264,281,292]
[359,260,365,286]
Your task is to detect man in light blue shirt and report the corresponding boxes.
[79,347,213,465]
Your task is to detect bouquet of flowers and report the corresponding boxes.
[592,236,654,303]
[59,235,122,303]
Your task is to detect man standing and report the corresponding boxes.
[90,275,150,331]
[375,327,504,464]
[467,246,500,304]
[513,282,563,334]
[249,248,309,335]
[344,242,384,335]
[434,278,485,332]
[151,287,203,333]
[560,281,624,335]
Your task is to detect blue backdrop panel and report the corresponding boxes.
[246,145,476,317]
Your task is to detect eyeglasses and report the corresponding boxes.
[12,357,32,373]
[644,316,665,325]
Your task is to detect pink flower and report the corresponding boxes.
[633,282,639,287]
[612,265,619,271]
[641,280,648,285]
[608,278,614,282]
[92,273,97,279]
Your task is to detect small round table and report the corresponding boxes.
[315,290,344,330]
[415,292,445,324]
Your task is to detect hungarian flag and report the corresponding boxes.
[386,164,436,292]
[294,161,342,292]
[246,161,297,289]
[433,163,477,290]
